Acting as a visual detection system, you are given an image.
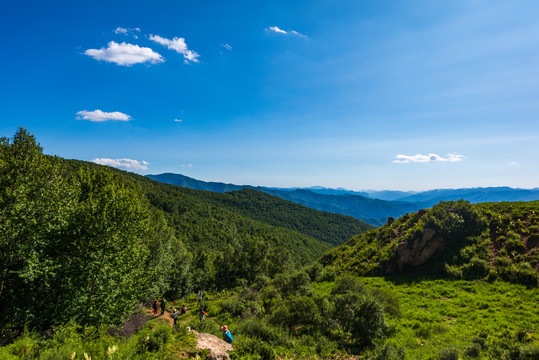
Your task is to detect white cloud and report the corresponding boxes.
[149,34,200,63]
[76,109,132,122]
[220,43,232,51]
[174,118,183,123]
[182,164,193,168]
[290,30,308,38]
[393,153,464,164]
[115,27,141,35]
[92,158,149,170]
[268,26,287,34]
[266,26,307,38]
[84,41,164,66]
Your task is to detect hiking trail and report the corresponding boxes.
[144,308,233,360]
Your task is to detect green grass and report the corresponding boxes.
[359,275,539,359]
[3,277,538,359]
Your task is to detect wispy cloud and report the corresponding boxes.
[92,158,149,170]
[182,164,193,168]
[268,26,287,34]
[174,118,183,123]
[76,109,132,122]
[149,35,200,63]
[393,153,464,164]
[220,43,232,51]
[115,27,141,38]
[266,26,307,38]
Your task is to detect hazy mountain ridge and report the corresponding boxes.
[147,173,539,226]
[146,173,422,226]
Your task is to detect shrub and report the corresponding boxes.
[518,344,539,360]
[445,264,463,279]
[439,347,459,360]
[320,268,337,282]
[333,292,388,347]
[305,262,323,282]
[465,343,481,357]
[331,274,366,295]
[499,264,539,287]
[370,288,401,317]
[371,343,406,360]
[461,257,491,280]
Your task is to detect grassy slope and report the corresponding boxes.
[321,200,539,286]
[181,276,539,359]
[360,276,539,359]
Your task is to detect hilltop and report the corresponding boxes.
[321,200,539,286]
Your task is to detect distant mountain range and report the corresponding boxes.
[146,173,539,226]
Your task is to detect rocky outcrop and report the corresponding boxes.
[192,330,233,360]
[394,228,446,271]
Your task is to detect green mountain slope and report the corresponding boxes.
[168,187,373,246]
[64,160,371,290]
[147,172,421,225]
[321,200,539,286]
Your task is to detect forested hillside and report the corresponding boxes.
[148,172,421,225]
[162,186,373,246]
[322,200,539,286]
[1,128,371,334]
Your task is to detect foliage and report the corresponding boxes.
[0,128,183,332]
[179,187,373,246]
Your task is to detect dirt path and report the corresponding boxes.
[144,307,233,359]
[144,308,174,327]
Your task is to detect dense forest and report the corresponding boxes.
[0,128,370,333]
[1,129,538,359]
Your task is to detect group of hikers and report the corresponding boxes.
[152,298,187,325]
[150,290,233,344]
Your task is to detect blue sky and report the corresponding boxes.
[1,0,538,190]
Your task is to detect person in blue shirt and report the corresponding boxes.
[221,325,233,344]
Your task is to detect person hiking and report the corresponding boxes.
[199,307,207,322]
[160,298,166,315]
[221,325,233,344]
[197,290,203,306]
[152,299,159,316]
[181,304,187,315]
[172,309,179,326]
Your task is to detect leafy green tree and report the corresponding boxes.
[0,128,183,331]
[333,292,389,347]
[0,128,71,330]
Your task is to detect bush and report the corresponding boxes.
[371,343,406,360]
[465,343,481,357]
[461,258,491,280]
[518,344,539,360]
[331,275,366,295]
[258,342,277,360]
[439,347,459,360]
[320,268,337,282]
[333,292,388,347]
[305,262,323,282]
[370,288,401,317]
[499,264,539,287]
[445,264,463,279]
